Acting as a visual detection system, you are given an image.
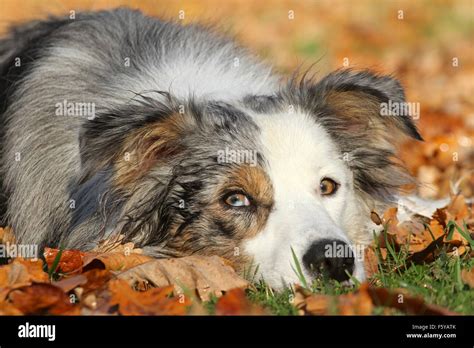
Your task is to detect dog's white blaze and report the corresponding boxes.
[244,111,365,289]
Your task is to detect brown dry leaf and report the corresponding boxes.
[383,207,399,230]
[294,284,373,315]
[461,268,474,288]
[446,195,470,223]
[363,247,379,279]
[82,252,153,272]
[373,195,472,266]
[53,274,88,293]
[426,219,446,240]
[53,269,112,300]
[0,258,49,300]
[8,283,79,315]
[44,248,85,274]
[75,270,115,314]
[367,287,457,315]
[0,301,23,315]
[81,269,113,293]
[214,288,266,315]
[443,230,470,247]
[44,247,153,274]
[433,208,448,227]
[295,284,456,316]
[109,279,191,315]
[117,255,249,301]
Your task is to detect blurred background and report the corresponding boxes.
[0,0,472,199]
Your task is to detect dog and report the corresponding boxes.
[0,8,421,289]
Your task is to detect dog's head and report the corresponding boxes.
[76,70,421,289]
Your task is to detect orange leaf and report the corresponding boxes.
[43,247,153,274]
[0,258,49,300]
[109,279,190,315]
[117,255,249,301]
[8,283,79,315]
[461,268,474,288]
[44,248,85,274]
[446,195,470,222]
[83,252,153,272]
[53,274,88,293]
[367,287,457,315]
[363,247,379,278]
[294,284,373,315]
[215,288,266,315]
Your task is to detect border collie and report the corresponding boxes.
[0,8,421,289]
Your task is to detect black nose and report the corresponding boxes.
[302,239,355,282]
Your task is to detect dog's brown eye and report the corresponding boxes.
[320,178,339,196]
[224,192,251,207]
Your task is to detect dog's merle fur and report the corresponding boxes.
[0,8,421,287]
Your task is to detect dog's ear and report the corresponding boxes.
[78,97,190,188]
[312,69,422,143]
[309,70,422,201]
[114,112,189,188]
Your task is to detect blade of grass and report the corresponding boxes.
[47,247,63,278]
[290,247,309,289]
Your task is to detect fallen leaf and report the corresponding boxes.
[0,258,49,300]
[8,283,79,315]
[109,279,190,315]
[367,287,457,315]
[294,284,373,315]
[81,269,113,294]
[44,248,85,274]
[461,268,474,288]
[0,301,23,315]
[363,247,379,278]
[53,274,88,293]
[117,255,249,301]
[294,284,456,316]
[443,226,470,248]
[44,247,153,274]
[83,252,153,272]
[446,195,470,223]
[215,288,266,315]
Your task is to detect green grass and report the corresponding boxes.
[368,226,474,315]
[243,253,473,315]
[224,221,474,315]
[247,280,298,316]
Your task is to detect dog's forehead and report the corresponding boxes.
[251,111,343,194]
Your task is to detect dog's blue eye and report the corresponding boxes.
[224,192,251,207]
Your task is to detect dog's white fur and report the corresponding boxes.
[244,110,367,289]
